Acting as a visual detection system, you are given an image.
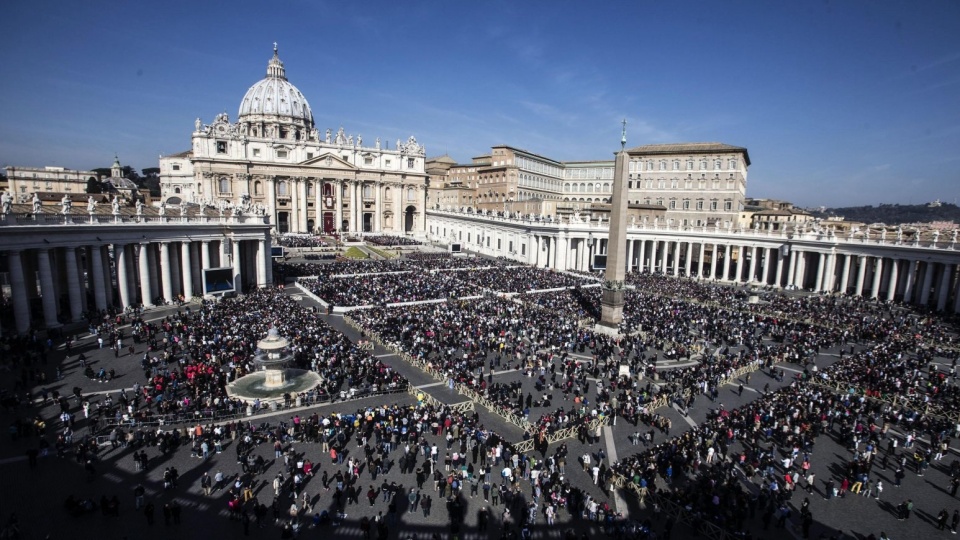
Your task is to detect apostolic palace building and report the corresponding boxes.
[1,45,960,336]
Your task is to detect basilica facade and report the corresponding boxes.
[159,45,428,235]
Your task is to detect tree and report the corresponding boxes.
[92,168,112,178]
[141,167,160,177]
[86,177,103,194]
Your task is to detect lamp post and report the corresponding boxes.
[587,234,596,272]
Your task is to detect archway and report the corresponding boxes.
[362,213,373,233]
[277,212,289,233]
[404,205,416,233]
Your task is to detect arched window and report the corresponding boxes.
[254,181,263,195]
[407,188,416,201]
[277,180,288,196]
[363,184,373,198]
[307,182,315,197]
[174,187,181,194]
[218,177,230,193]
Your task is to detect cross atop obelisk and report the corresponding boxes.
[597,120,631,335]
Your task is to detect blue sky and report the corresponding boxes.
[1,0,958,207]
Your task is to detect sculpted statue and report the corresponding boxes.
[61,194,72,214]
[896,226,903,243]
[0,190,12,215]
[180,204,188,217]
[32,193,41,214]
[195,117,201,131]
[112,196,121,215]
[325,128,332,144]
[357,134,362,147]
[951,229,958,245]
[136,199,144,216]
[87,196,96,214]
[879,228,886,242]
[347,135,353,146]
[375,137,381,150]
[932,229,940,244]
[159,201,166,216]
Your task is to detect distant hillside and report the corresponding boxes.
[810,203,960,225]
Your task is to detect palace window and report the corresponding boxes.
[364,157,373,166]
[277,150,288,159]
[363,185,373,198]
[710,200,718,210]
[669,200,676,209]
[254,181,262,195]
[218,178,230,193]
[172,164,181,171]
[252,149,260,157]
[682,200,690,210]
[696,200,704,210]
[724,200,733,211]
[407,188,416,201]
[278,181,288,196]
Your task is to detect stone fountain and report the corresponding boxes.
[226,326,322,406]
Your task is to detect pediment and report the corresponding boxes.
[299,152,358,171]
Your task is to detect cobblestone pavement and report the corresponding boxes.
[1,282,958,540]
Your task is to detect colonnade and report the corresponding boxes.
[428,212,960,313]
[2,234,272,334]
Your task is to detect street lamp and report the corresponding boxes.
[587,234,596,271]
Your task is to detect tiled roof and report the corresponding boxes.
[626,142,750,165]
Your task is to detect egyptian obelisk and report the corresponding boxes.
[596,120,630,335]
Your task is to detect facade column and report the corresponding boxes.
[375,182,383,233]
[335,181,344,232]
[201,241,211,271]
[115,243,131,309]
[886,258,900,302]
[8,251,31,333]
[267,176,277,232]
[159,242,174,303]
[63,247,83,322]
[299,178,308,233]
[36,248,60,328]
[264,234,273,286]
[659,241,668,273]
[919,262,936,306]
[233,238,243,291]
[89,245,108,311]
[556,233,568,272]
[722,244,732,281]
[854,256,867,297]
[290,178,300,233]
[685,242,693,277]
[181,241,194,300]
[139,243,154,307]
[937,263,953,311]
[839,254,852,295]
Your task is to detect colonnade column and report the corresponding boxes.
[672,242,681,276]
[626,240,634,272]
[638,240,646,272]
[902,259,918,304]
[8,251,30,333]
[839,254,852,295]
[375,183,383,233]
[290,179,300,233]
[734,246,745,282]
[685,242,693,277]
[181,241,194,300]
[937,264,953,311]
[814,253,826,292]
[870,258,883,299]
[759,247,769,284]
[160,242,173,303]
[90,245,108,311]
[258,239,267,287]
[264,234,273,286]
[139,243,154,307]
[710,244,719,279]
[232,238,243,292]
[919,262,936,306]
[787,249,798,287]
[660,241,668,273]
[854,256,867,297]
[722,245,732,281]
[34,249,59,328]
[116,243,132,309]
[335,181,344,232]
[774,248,784,288]
[697,243,706,279]
[886,259,900,302]
[63,247,83,322]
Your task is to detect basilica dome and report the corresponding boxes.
[238,45,314,128]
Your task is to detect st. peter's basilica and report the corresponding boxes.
[159,44,428,235]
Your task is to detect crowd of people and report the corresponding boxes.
[364,235,422,247]
[300,273,484,307]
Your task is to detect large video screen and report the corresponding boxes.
[592,254,607,270]
[203,267,235,294]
